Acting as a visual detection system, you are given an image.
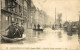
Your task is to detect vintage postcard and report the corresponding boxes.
[0,0,80,50]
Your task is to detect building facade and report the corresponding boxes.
[0,0,32,30]
[0,0,49,31]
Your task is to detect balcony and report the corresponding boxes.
[1,8,22,17]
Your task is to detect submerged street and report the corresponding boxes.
[0,0,80,50]
[2,28,80,49]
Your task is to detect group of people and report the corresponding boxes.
[5,22,24,38]
[34,24,40,29]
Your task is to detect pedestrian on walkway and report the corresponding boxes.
[5,21,16,38]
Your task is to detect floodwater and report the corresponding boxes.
[1,28,80,49]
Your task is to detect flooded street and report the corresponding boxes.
[2,28,80,50]
[1,0,80,50]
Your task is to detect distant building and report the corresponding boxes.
[33,9,49,27]
[0,0,49,30]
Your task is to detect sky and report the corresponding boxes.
[32,0,80,24]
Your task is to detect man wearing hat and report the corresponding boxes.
[5,21,16,38]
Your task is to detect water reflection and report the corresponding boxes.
[65,29,80,44]
[1,28,80,45]
[78,30,80,44]
[67,31,73,36]
[66,31,78,40]
[33,30,43,38]
[57,31,62,42]
[78,30,80,39]
[58,31,62,38]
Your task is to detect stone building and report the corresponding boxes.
[0,0,33,30]
[0,0,49,31]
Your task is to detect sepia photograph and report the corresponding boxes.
[0,0,80,50]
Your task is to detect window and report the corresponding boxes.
[8,16,9,21]
[12,17,14,21]
[6,16,8,21]
[19,5,21,12]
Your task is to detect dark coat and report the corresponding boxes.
[6,25,16,38]
[37,24,40,29]
[14,26,21,38]
[19,26,24,34]
[19,26,24,37]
